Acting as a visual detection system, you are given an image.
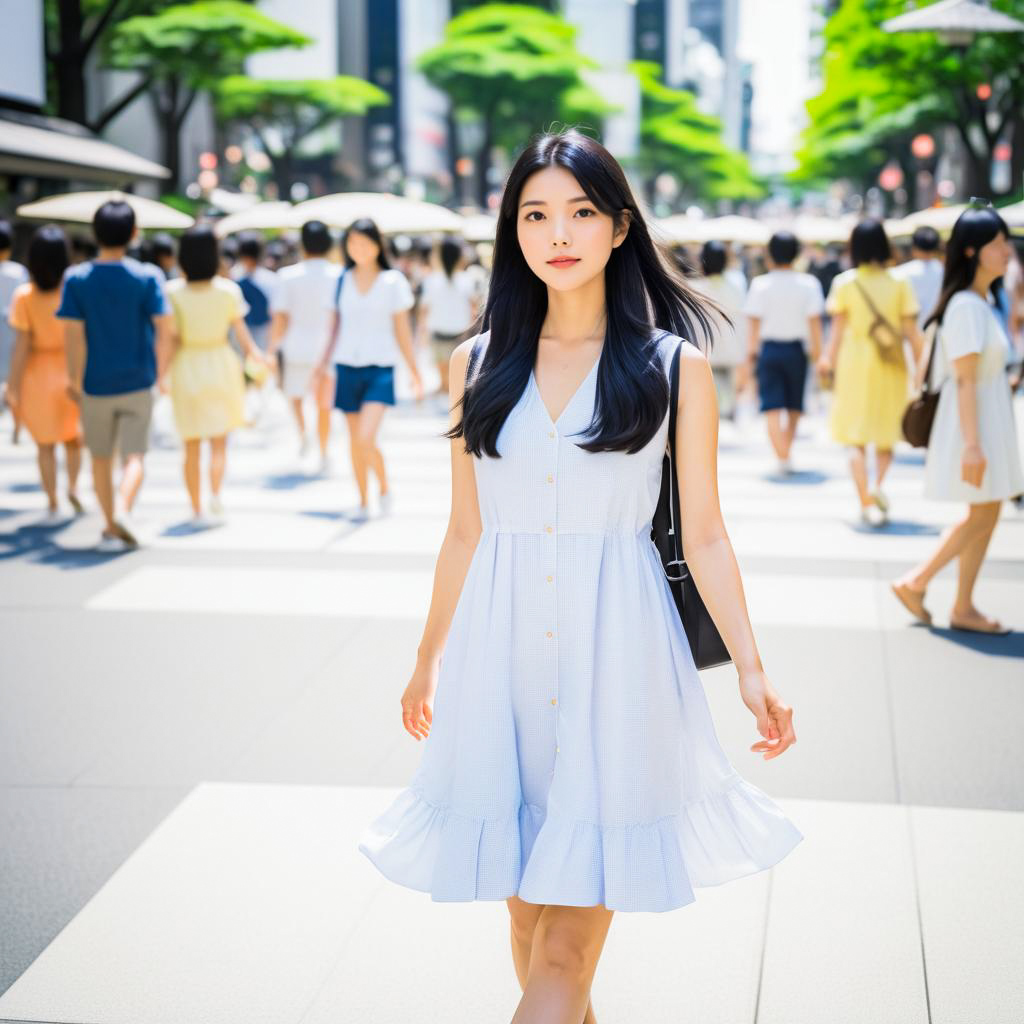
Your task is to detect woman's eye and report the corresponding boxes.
[576,208,595,217]
[524,208,595,220]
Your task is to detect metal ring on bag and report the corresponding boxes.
[664,558,689,582]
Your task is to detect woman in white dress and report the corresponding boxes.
[891,207,1023,634]
[357,128,801,1023]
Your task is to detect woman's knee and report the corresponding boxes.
[533,907,610,980]
[507,896,544,942]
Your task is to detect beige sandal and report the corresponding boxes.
[890,581,932,625]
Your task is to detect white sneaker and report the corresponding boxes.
[872,489,890,514]
[860,504,885,528]
[379,492,393,516]
[298,436,309,458]
[777,457,793,476]
[209,494,224,521]
[317,454,332,477]
[42,507,64,524]
[348,504,370,523]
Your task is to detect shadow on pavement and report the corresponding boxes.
[927,627,1023,658]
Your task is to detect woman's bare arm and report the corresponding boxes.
[402,338,483,740]
[6,328,30,403]
[674,345,796,760]
[952,351,985,487]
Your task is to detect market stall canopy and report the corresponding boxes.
[213,202,299,237]
[655,214,770,246]
[0,116,170,185]
[897,204,969,234]
[996,200,1024,228]
[294,192,464,234]
[16,191,194,230]
[771,214,860,246]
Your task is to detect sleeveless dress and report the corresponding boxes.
[357,329,804,912]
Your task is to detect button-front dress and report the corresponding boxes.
[358,329,803,912]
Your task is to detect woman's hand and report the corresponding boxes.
[961,442,987,488]
[401,658,438,741]
[409,365,424,403]
[738,669,797,760]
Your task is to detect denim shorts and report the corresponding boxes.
[756,340,808,413]
[333,363,395,412]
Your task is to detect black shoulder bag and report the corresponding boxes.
[651,338,732,671]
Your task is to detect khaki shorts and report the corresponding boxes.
[429,330,466,364]
[80,387,154,459]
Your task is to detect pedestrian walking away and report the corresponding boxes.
[743,231,824,475]
[415,235,481,399]
[693,239,746,420]
[893,226,944,333]
[315,217,423,521]
[0,218,30,441]
[819,219,924,527]
[5,225,84,520]
[357,129,802,1024]
[267,219,340,472]
[892,206,1023,635]
[56,200,172,552]
[162,225,272,526]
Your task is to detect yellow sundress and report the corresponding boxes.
[826,265,919,448]
[167,276,247,441]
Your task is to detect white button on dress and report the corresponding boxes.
[357,328,804,912]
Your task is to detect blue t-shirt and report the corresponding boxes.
[57,257,169,396]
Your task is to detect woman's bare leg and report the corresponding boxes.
[37,444,58,511]
[510,902,614,1024]
[209,435,227,497]
[183,439,201,516]
[875,447,893,491]
[64,438,82,499]
[952,503,1004,628]
[358,401,390,497]
[848,445,872,507]
[343,411,369,506]
[764,410,787,460]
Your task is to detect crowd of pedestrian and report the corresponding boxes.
[0,199,1021,632]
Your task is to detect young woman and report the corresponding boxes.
[315,217,423,522]
[818,219,924,526]
[891,207,1023,634]
[416,235,481,398]
[357,129,802,1024]
[6,224,84,519]
[162,226,270,524]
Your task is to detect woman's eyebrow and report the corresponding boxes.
[519,195,590,209]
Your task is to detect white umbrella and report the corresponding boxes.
[883,0,1024,45]
[997,200,1024,228]
[295,191,464,234]
[899,204,969,234]
[16,190,194,230]
[781,214,860,245]
[212,201,299,237]
[655,214,770,246]
[460,212,498,242]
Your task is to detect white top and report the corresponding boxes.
[270,258,340,363]
[0,260,29,381]
[742,269,824,344]
[231,263,277,295]
[328,267,414,367]
[924,290,1024,503]
[356,329,804,911]
[420,269,476,334]
[692,274,746,367]
[894,258,944,331]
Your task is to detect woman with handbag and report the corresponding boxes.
[356,129,802,1024]
[891,206,1022,634]
[818,218,924,526]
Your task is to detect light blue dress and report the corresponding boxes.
[358,329,803,912]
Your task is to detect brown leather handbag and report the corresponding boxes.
[901,324,940,448]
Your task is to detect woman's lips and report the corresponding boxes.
[547,257,580,267]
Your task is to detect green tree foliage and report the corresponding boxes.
[630,61,763,204]
[105,1,309,186]
[215,76,391,196]
[794,0,1024,197]
[417,3,614,206]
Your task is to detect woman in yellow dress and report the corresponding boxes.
[162,226,271,524]
[818,219,924,526]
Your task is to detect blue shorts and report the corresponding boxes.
[333,363,395,412]
[756,340,808,413]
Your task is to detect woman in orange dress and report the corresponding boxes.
[6,224,84,519]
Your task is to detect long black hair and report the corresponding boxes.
[446,128,718,458]
[925,207,1010,329]
[27,224,71,292]
[341,217,391,270]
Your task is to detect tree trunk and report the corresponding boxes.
[1011,113,1024,199]
[445,105,460,205]
[476,109,494,209]
[55,0,88,124]
[272,151,294,201]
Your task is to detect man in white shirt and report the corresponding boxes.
[893,226,944,331]
[268,221,340,470]
[0,220,29,440]
[743,231,825,476]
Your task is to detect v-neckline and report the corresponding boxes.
[351,269,381,298]
[530,345,604,428]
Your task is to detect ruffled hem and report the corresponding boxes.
[357,774,804,913]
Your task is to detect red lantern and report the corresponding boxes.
[911,134,935,160]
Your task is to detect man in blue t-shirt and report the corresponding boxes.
[57,200,171,552]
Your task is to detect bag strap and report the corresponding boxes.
[333,265,348,309]
[665,337,689,583]
[853,278,899,338]
[919,320,940,395]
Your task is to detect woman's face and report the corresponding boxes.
[346,229,380,267]
[516,164,628,293]
[973,231,1013,281]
